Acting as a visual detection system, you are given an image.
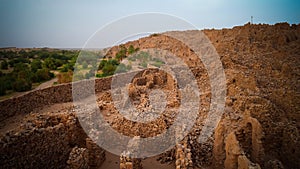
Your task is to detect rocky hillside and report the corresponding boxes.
[0,23,299,169]
[103,22,300,168]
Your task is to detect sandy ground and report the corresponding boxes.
[0,102,73,134]
[100,152,175,169]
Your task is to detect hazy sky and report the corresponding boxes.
[0,0,299,48]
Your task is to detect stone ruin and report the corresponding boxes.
[0,23,299,169]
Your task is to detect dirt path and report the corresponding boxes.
[33,78,57,91]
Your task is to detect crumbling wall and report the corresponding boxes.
[65,138,106,169]
[105,24,299,168]
[223,116,264,169]
[238,155,261,169]
[0,112,87,169]
[1,23,299,169]
[66,147,89,169]
[175,139,193,169]
[225,132,243,169]
[85,138,106,168]
[213,122,226,168]
[120,152,142,169]
[224,132,262,169]
[0,76,112,123]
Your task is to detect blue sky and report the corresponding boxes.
[0,0,299,48]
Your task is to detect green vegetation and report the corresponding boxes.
[30,59,42,72]
[34,68,54,82]
[127,45,139,55]
[115,45,127,61]
[1,60,8,69]
[96,59,119,77]
[115,63,132,73]
[0,48,79,96]
[96,47,165,79]
[151,58,165,68]
[127,45,135,55]
[96,45,139,77]
[128,51,165,68]
[0,45,163,98]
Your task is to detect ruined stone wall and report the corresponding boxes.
[0,112,107,169]
[0,71,142,169]
[0,83,72,122]
[0,112,87,169]
[105,23,300,168]
[0,23,299,169]
[0,77,112,123]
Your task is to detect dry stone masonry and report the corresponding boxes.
[119,151,142,169]
[175,139,193,169]
[0,23,299,169]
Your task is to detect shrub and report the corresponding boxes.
[115,63,129,73]
[85,69,95,79]
[128,45,135,55]
[115,45,127,61]
[60,63,74,72]
[13,62,29,73]
[108,59,119,66]
[102,63,116,76]
[140,62,147,68]
[0,78,6,95]
[2,74,13,90]
[82,61,88,69]
[13,78,32,92]
[42,57,65,70]
[1,60,8,69]
[35,68,53,82]
[152,60,165,68]
[98,60,107,70]
[30,59,42,72]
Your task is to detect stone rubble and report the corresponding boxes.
[120,151,142,169]
[66,147,89,169]
[175,139,193,169]
[1,23,299,169]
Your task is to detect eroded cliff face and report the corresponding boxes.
[0,23,299,169]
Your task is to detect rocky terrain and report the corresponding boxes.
[0,23,299,169]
